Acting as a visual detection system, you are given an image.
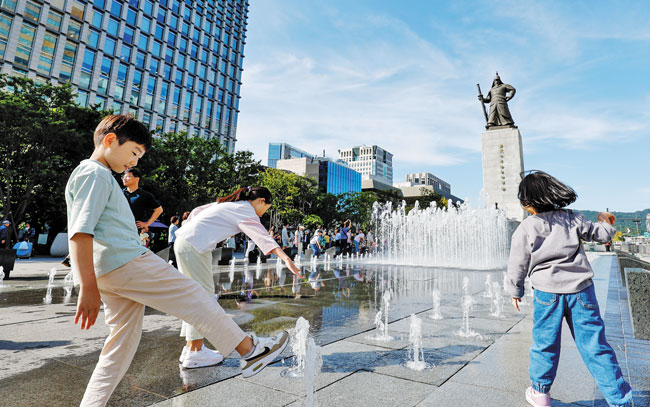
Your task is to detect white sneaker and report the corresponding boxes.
[182,345,224,369]
[179,346,189,363]
[240,331,289,378]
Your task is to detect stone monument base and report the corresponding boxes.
[481,127,526,221]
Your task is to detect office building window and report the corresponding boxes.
[86,29,100,48]
[14,23,36,70]
[0,0,17,12]
[67,19,81,40]
[110,0,122,18]
[97,56,111,94]
[0,11,11,59]
[104,37,116,56]
[76,90,89,107]
[23,1,41,24]
[123,26,134,44]
[126,7,137,26]
[71,0,85,20]
[91,9,102,29]
[37,32,57,75]
[59,40,77,82]
[79,49,95,89]
[120,44,131,62]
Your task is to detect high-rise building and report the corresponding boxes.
[338,145,393,190]
[267,142,313,168]
[276,156,361,195]
[0,0,248,152]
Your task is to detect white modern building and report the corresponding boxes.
[405,172,451,196]
[338,145,393,191]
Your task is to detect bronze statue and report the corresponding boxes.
[477,73,516,128]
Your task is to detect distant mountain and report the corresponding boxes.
[576,208,650,234]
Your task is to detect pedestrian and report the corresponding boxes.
[339,219,351,254]
[168,216,180,267]
[281,222,290,250]
[310,230,322,258]
[122,168,163,232]
[354,229,365,253]
[366,229,375,254]
[295,225,304,254]
[0,220,10,248]
[18,222,36,243]
[66,115,290,406]
[507,170,631,407]
[174,186,302,368]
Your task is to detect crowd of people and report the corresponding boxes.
[264,220,375,259]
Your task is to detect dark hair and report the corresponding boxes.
[94,114,152,151]
[170,216,179,224]
[124,167,142,178]
[518,170,577,213]
[182,211,190,220]
[217,186,273,204]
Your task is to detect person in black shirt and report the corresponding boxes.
[121,168,163,231]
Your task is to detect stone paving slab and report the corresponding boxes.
[155,377,298,407]
[415,380,530,406]
[286,370,437,407]
[242,339,389,396]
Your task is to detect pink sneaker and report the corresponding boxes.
[526,387,550,407]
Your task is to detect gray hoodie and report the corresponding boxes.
[506,209,615,298]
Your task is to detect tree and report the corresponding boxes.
[136,131,262,220]
[313,193,341,229]
[257,168,318,230]
[302,214,323,230]
[0,74,105,243]
[338,191,379,228]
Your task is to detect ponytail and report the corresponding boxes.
[217,186,273,204]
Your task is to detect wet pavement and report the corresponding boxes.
[0,253,648,406]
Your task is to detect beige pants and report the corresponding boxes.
[80,251,246,407]
[174,236,216,341]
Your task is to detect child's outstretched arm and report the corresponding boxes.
[70,233,101,330]
[506,225,530,310]
[577,211,616,243]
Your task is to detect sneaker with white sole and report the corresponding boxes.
[526,386,551,407]
[182,345,224,369]
[240,331,289,378]
[179,346,189,363]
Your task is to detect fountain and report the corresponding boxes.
[0,266,4,286]
[489,282,504,318]
[230,258,236,270]
[294,254,301,266]
[303,336,322,407]
[404,314,431,371]
[282,316,310,378]
[428,289,443,320]
[44,267,57,304]
[371,200,508,269]
[483,274,492,298]
[63,271,74,302]
[456,277,483,339]
[366,289,394,341]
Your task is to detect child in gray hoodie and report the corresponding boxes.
[506,170,631,407]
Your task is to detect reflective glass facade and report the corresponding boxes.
[319,160,361,195]
[267,142,314,168]
[0,0,248,152]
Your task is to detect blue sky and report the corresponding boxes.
[235,0,650,212]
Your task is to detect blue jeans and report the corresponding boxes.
[530,285,632,406]
[310,244,320,257]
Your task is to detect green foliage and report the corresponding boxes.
[302,214,323,230]
[0,74,106,240]
[137,131,263,220]
[257,168,318,229]
[338,191,379,228]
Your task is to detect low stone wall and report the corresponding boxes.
[616,251,650,286]
[624,267,650,341]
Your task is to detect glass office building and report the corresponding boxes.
[318,160,360,195]
[267,142,313,168]
[0,0,248,152]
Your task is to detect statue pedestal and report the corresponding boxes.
[481,127,527,221]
